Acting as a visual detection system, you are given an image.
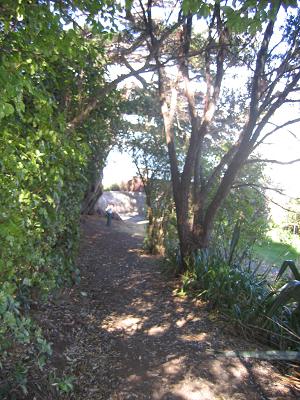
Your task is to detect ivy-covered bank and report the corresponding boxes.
[0,1,118,395]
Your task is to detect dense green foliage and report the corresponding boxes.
[0,1,119,396]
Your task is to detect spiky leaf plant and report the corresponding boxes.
[267,280,300,316]
[265,260,300,349]
[276,260,300,282]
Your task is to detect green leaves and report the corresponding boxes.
[125,0,134,11]
[0,0,119,395]
[221,4,264,34]
[182,0,212,17]
[0,102,15,120]
[52,375,76,394]
[181,0,279,31]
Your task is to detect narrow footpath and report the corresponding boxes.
[35,215,298,399]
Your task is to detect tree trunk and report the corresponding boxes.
[81,169,103,215]
[173,194,194,272]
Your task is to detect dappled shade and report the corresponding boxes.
[35,215,297,399]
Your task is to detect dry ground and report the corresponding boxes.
[31,215,299,399]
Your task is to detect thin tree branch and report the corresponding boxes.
[285,98,300,103]
[122,56,147,87]
[251,70,300,144]
[254,117,300,149]
[68,6,185,131]
[67,60,154,130]
[108,32,148,63]
[250,186,296,213]
[246,158,300,165]
[232,182,286,196]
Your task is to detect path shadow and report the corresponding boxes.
[41,216,298,400]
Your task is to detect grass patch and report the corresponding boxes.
[254,229,300,266]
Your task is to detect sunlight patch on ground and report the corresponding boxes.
[162,355,187,375]
[142,289,157,297]
[175,313,200,325]
[158,362,249,400]
[139,253,161,259]
[251,363,292,396]
[153,378,215,400]
[176,318,187,328]
[131,232,145,238]
[147,323,170,336]
[172,384,214,400]
[101,315,144,333]
[174,305,185,313]
[127,374,142,383]
[228,363,249,380]
[210,358,249,389]
[179,332,207,341]
[127,248,143,254]
[119,213,140,221]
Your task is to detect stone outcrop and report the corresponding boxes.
[95,191,146,217]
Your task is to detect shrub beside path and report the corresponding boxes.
[33,215,299,399]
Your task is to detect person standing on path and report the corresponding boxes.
[105,204,113,226]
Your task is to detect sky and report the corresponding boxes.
[102,150,137,187]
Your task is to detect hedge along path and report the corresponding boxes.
[33,215,299,399]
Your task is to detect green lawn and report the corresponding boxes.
[254,229,300,266]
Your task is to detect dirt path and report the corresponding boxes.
[35,215,298,399]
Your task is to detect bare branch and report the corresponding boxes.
[254,117,300,149]
[285,98,300,103]
[67,60,155,130]
[232,182,286,196]
[203,6,215,117]
[68,3,187,131]
[108,32,147,64]
[252,187,296,213]
[122,56,147,87]
[251,70,300,144]
[260,19,300,111]
[212,3,226,105]
[246,158,300,165]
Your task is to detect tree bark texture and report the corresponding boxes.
[81,169,104,215]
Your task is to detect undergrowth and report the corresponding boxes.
[174,250,300,351]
